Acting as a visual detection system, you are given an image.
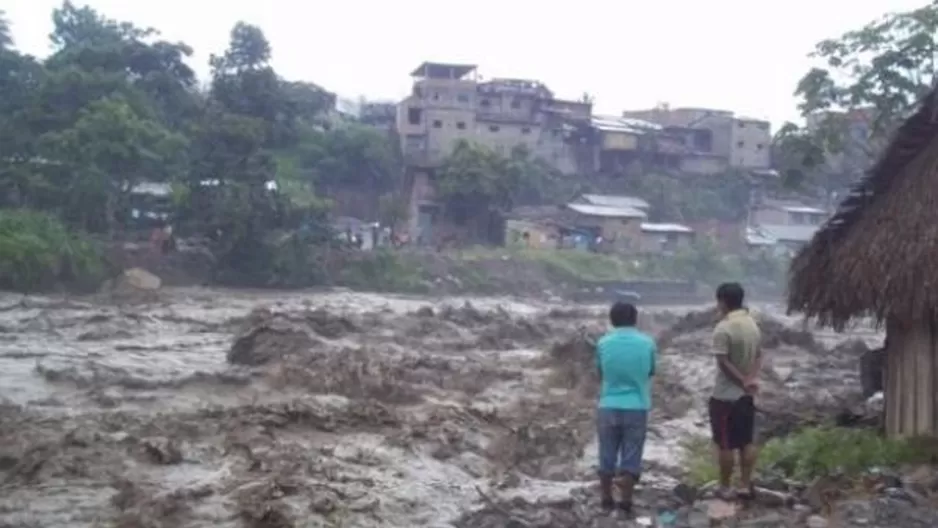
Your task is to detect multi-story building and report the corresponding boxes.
[396,61,591,172]
[621,106,771,171]
[396,61,594,244]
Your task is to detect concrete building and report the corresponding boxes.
[747,199,828,253]
[396,61,591,171]
[397,61,594,244]
[590,115,729,175]
[621,106,771,171]
[639,223,695,254]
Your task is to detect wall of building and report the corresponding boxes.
[680,155,727,175]
[638,231,694,253]
[729,118,771,168]
[569,215,643,251]
[751,206,788,225]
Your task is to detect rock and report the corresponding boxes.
[754,487,793,508]
[806,514,829,528]
[672,482,698,505]
[116,267,161,291]
[902,464,938,495]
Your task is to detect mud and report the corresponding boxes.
[0,288,904,527]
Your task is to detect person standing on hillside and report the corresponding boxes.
[708,282,763,500]
[595,302,657,514]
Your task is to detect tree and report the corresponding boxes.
[38,96,186,232]
[786,1,938,190]
[0,9,13,51]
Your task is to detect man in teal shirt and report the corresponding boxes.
[595,301,656,514]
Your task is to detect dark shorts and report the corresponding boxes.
[708,396,755,450]
[597,408,648,479]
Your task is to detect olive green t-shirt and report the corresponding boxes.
[711,309,762,401]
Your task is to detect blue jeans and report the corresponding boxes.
[597,408,648,479]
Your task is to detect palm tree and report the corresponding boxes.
[0,10,12,50]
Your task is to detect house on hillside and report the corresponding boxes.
[748,200,828,254]
[639,223,694,253]
[787,87,938,438]
[564,199,647,251]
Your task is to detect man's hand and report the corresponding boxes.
[743,375,759,395]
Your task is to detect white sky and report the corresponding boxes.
[4,0,927,128]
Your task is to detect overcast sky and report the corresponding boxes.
[5,0,925,128]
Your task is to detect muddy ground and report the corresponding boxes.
[0,288,914,527]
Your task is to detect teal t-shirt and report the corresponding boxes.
[596,327,656,410]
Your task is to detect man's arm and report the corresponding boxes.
[649,341,657,377]
[713,329,747,388]
[595,342,603,382]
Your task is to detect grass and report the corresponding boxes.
[335,249,429,293]
[681,426,938,486]
[0,209,106,293]
[459,246,639,283]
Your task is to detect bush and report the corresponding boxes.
[0,209,105,292]
[681,426,938,485]
[335,249,427,292]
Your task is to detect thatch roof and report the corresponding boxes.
[787,87,938,329]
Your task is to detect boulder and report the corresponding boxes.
[116,268,162,291]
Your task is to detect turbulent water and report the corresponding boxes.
[0,288,882,527]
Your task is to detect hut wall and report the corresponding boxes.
[884,324,938,437]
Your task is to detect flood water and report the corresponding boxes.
[0,288,874,527]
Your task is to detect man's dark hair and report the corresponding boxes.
[716,282,745,311]
[609,302,638,327]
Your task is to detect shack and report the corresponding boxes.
[788,87,938,438]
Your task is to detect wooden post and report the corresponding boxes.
[884,324,938,437]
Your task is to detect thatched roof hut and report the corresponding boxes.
[787,87,938,437]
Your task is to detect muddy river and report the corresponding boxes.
[0,288,877,527]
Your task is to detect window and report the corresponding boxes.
[737,121,746,128]
[432,120,443,128]
[756,143,764,150]
[407,108,422,125]
[489,125,500,132]
[521,127,531,134]
[457,93,470,103]
[456,122,466,130]
[480,99,491,108]
[510,98,521,109]
[736,140,745,148]
[432,92,441,101]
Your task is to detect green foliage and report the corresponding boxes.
[681,426,937,486]
[336,250,427,293]
[784,1,938,192]
[0,209,105,292]
[436,141,571,231]
[0,9,12,51]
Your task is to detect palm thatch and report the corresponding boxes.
[788,86,938,330]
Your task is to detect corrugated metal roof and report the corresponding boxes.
[745,226,776,246]
[758,224,820,242]
[581,194,650,210]
[567,203,647,219]
[782,206,826,215]
[641,223,693,233]
[591,115,662,134]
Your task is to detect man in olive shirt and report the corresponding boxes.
[708,282,762,500]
